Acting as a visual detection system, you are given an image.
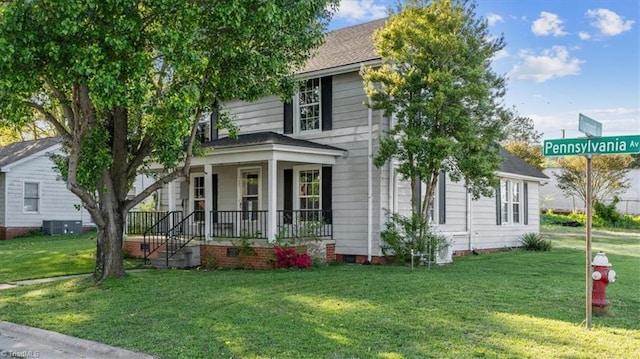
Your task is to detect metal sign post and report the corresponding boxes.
[585,154,592,329]
[542,114,640,330]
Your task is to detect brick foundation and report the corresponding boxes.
[123,238,336,269]
[0,227,36,240]
[335,254,387,264]
[0,226,96,240]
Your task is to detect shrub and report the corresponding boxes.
[594,197,623,226]
[380,211,448,264]
[519,233,552,251]
[273,246,311,269]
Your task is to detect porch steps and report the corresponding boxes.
[150,243,201,269]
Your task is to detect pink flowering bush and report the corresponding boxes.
[273,246,311,269]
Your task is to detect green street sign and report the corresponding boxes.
[578,113,602,137]
[543,135,640,157]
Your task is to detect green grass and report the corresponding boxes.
[0,231,144,283]
[0,226,639,358]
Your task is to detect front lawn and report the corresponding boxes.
[0,226,638,358]
[0,231,144,283]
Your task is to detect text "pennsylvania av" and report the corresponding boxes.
[543,135,640,157]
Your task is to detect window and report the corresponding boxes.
[499,180,522,225]
[24,182,39,212]
[193,176,205,221]
[239,169,260,220]
[297,78,321,132]
[295,167,321,221]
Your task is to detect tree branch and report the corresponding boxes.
[22,101,72,141]
[43,78,76,132]
[123,109,203,213]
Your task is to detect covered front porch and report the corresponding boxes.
[126,132,345,264]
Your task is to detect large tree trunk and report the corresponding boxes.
[93,196,127,283]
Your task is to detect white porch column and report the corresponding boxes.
[167,180,176,228]
[204,164,214,240]
[168,180,176,212]
[267,158,278,242]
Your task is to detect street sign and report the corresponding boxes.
[543,135,640,157]
[578,113,602,137]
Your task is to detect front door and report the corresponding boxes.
[238,167,261,221]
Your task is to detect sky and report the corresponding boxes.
[329,0,640,142]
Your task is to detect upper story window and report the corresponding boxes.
[284,76,332,135]
[297,78,321,132]
[24,182,39,213]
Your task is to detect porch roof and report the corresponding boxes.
[196,131,346,165]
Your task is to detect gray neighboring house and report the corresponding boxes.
[144,18,549,263]
[0,138,93,239]
[541,167,640,215]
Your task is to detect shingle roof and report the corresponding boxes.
[499,148,548,180]
[203,131,344,152]
[298,18,387,74]
[0,137,61,169]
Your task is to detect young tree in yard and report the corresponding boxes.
[0,0,336,283]
[501,108,545,171]
[363,0,509,219]
[555,155,634,210]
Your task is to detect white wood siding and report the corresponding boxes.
[464,180,542,252]
[0,174,5,226]
[4,154,91,228]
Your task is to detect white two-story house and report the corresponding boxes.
[133,18,548,266]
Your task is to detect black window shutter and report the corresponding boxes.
[321,76,332,131]
[284,169,293,224]
[523,182,529,225]
[438,171,446,224]
[284,102,293,134]
[413,176,422,215]
[210,101,219,140]
[322,166,332,224]
[212,174,218,223]
[495,184,502,225]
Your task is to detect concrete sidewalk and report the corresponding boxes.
[0,274,92,291]
[0,321,158,359]
[1,271,157,358]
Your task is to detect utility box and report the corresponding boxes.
[42,220,83,235]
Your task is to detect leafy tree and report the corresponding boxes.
[504,141,545,171]
[502,109,542,144]
[630,153,640,169]
[0,120,55,146]
[362,0,508,220]
[554,155,633,211]
[501,107,544,171]
[0,0,336,283]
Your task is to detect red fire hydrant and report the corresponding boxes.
[591,251,617,309]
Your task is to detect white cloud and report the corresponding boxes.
[531,12,568,37]
[586,8,634,36]
[578,31,591,40]
[486,13,504,26]
[493,49,509,61]
[510,46,584,83]
[334,0,388,22]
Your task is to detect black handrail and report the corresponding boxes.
[142,211,183,263]
[162,210,206,267]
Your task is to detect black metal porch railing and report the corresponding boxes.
[210,210,268,239]
[127,211,168,235]
[142,211,183,262]
[207,209,332,240]
[276,209,333,240]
